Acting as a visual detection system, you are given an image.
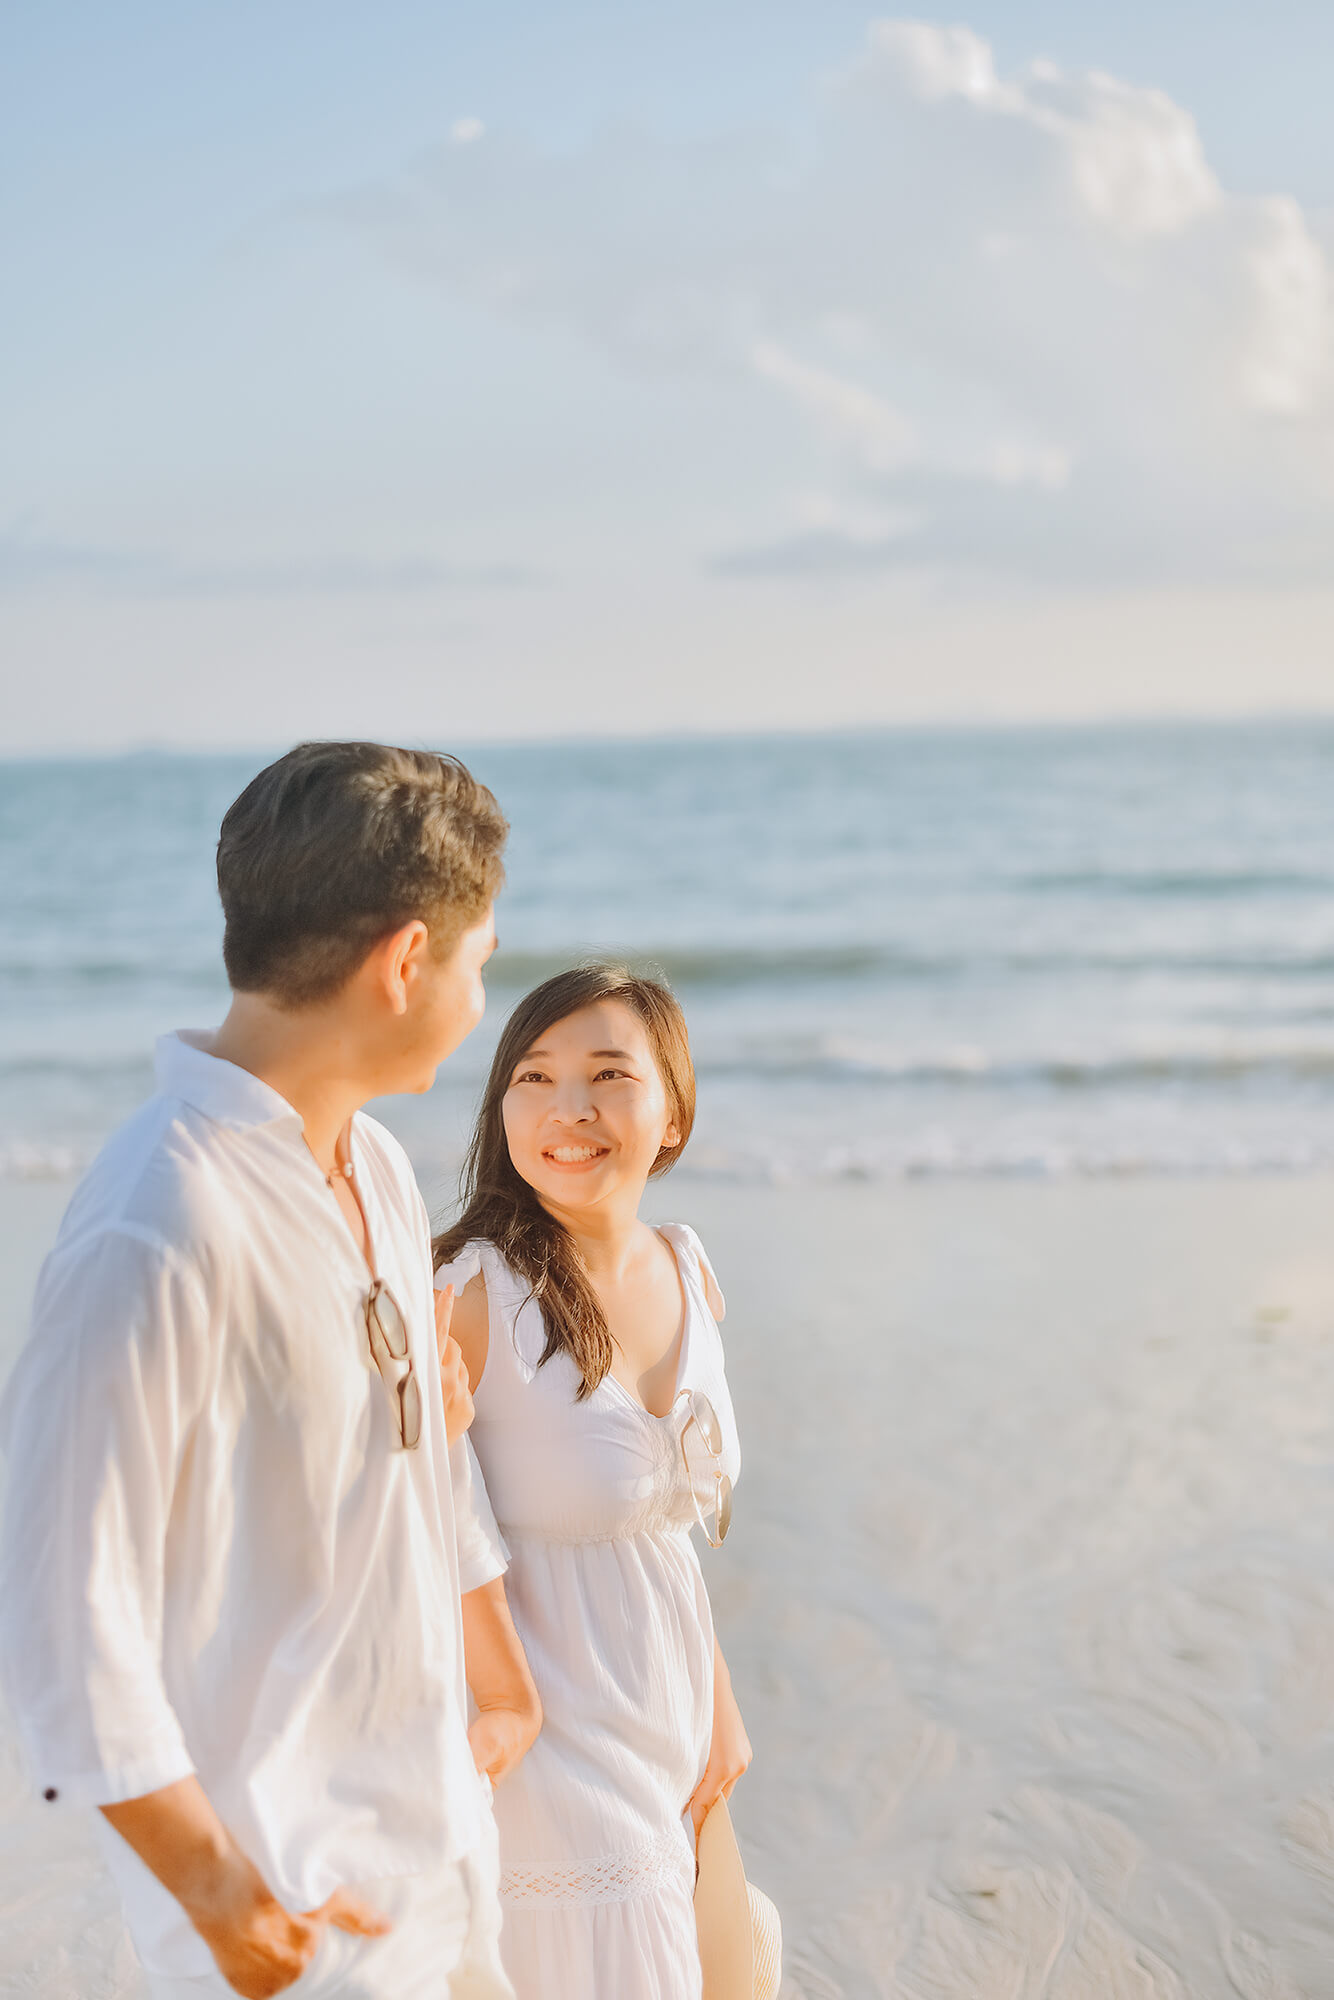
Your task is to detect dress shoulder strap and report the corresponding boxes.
[433,1237,486,1296]
[656,1221,726,1322]
[434,1238,547,1392]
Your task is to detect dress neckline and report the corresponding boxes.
[600,1229,694,1422]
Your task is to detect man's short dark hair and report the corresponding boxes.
[217,742,507,1007]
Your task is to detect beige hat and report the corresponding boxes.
[694,1796,783,2000]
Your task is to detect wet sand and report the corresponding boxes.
[8,1174,1334,1996]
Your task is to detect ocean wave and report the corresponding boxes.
[0,941,930,996]
[698,1038,1334,1090]
[0,1140,98,1181]
[12,1041,1334,1096]
[483,943,911,987]
[13,941,1334,1000]
[7,1121,1334,1187]
[389,1134,1334,1190]
[1015,869,1334,898]
[0,1054,155,1081]
[0,960,227,991]
[487,945,1334,987]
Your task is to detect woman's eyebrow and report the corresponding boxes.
[513,1046,637,1063]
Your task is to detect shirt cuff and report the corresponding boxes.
[450,1436,509,1596]
[26,1741,197,1810]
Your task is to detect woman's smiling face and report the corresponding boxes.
[501,998,681,1212]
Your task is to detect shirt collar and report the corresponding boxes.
[154,1030,307,1135]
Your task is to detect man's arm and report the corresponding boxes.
[0,1229,386,1998]
[462,1577,542,1787]
[100,1779,387,2000]
[0,1230,208,1807]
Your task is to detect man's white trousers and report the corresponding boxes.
[147,1812,513,2000]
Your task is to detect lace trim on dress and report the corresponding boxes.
[500,1831,692,1906]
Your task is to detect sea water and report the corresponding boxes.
[7,720,1334,1198]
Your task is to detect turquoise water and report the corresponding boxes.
[8,722,1334,1187]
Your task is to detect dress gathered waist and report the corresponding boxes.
[502,1520,695,1548]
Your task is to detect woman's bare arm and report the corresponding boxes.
[686,1635,752,1837]
[461,1577,543,1788]
[437,1272,490,1393]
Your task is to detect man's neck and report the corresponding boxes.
[209,995,374,1170]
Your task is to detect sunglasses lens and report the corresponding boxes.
[714,1475,733,1544]
[691,1391,723,1456]
[370,1285,410,1360]
[399,1370,423,1450]
[364,1283,420,1449]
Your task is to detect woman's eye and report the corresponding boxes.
[593,1068,627,1082]
[514,1070,547,1084]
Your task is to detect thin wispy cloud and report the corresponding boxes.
[0,530,540,598]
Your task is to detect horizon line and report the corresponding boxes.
[8,703,1334,764]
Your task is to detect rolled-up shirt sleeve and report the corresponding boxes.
[0,1226,210,1807]
[450,1435,508,1596]
[432,1244,507,1595]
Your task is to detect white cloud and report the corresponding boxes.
[450,117,485,146]
[871,24,1224,243]
[980,439,1071,490]
[749,340,914,472]
[1060,76,1220,238]
[343,17,1334,585]
[1243,195,1331,414]
[868,20,1002,103]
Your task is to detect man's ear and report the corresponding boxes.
[375,920,430,1016]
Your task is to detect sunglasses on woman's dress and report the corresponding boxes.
[677,1388,733,1546]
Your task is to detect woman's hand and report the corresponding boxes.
[687,1641,752,1839]
[468,1704,542,1790]
[461,1577,543,1793]
[434,1285,475,1446]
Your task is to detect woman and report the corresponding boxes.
[434,965,750,1999]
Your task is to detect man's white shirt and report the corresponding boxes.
[0,1031,506,1977]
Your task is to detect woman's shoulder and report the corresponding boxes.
[657,1221,726,1322]
[435,1238,545,1381]
[437,1265,489,1392]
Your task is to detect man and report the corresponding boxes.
[0,742,539,1998]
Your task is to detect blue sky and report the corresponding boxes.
[6,2,1334,750]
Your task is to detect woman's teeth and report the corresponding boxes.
[547,1145,608,1163]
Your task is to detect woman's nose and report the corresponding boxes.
[549,1085,596,1124]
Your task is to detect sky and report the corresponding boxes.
[5,0,1334,752]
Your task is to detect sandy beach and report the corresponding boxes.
[8,1172,1334,1997]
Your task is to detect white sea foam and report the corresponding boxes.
[0,1140,98,1181]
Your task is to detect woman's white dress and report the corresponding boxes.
[435,1225,741,2000]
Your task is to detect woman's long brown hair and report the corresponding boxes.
[433,965,696,1397]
